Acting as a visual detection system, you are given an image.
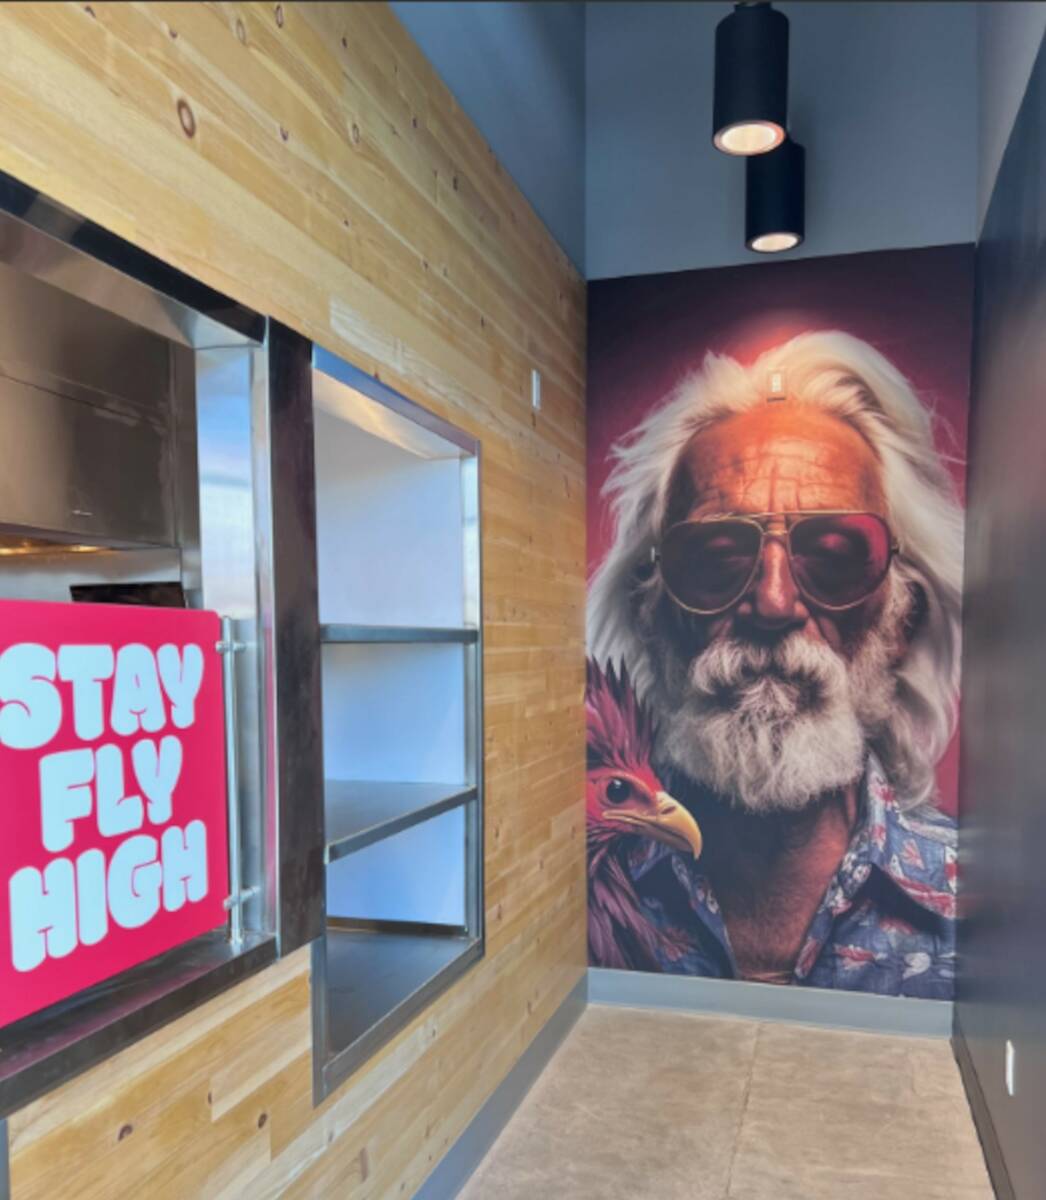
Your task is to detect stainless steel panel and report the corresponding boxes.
[0,257,172,418]
[309,936,331,1104]
[312,346,480,455]
[0,373,173,547]
[325,781,478,862]
[320,623,478,644]
[0,169,264,349]
[462,452,484,945]
[195,345,269,940]
[319,933,482,1099]
[171,341,202,601]
[957,35,1046,1200]
[0,248,199,549]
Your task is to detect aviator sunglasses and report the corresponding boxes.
[654,511,899,615]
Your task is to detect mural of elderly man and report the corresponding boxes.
[588,329,964,998]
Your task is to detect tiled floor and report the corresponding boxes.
[458,1006,994,1200]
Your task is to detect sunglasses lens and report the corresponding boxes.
[660,520,762,612]
[789,514,892,608]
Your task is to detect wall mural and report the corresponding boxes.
[586,245,972,998]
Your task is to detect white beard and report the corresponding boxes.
[653,586,908,813]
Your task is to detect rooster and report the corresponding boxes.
[587,658,703,971]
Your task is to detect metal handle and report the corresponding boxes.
[218,616,248,947]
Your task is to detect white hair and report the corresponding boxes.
[588,330,964,810]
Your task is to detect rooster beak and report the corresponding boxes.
[647,792,703,859]
[602,792,703,859]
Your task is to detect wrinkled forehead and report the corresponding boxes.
[671,402,887,520]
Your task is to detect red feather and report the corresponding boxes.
[586,658,694,971]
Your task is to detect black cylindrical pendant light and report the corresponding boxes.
[745,138,805,252]
[713,2,789,156]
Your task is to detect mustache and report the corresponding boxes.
[689,632,846,706]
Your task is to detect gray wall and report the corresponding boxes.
[586,2,977,280]
[978,1,1046,231]
[391,1,586,272]
[957,18,1046,1200]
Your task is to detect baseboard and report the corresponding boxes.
[589,967,955,1038]
[413,972,588,1200]
[952,1012,1015,1200]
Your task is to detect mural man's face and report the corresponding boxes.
[651,402,909,813]
[678,401,890,656]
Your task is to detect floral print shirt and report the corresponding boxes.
[629,755,957,999]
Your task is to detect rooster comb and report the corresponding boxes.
[586,657,656,772]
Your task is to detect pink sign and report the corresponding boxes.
[0,599,230,1028]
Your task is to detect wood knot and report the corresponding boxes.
[117,1123,133,1142]
[274,3,284,28]
[168,24,178,39]
[279,125,289,142]
[177,98,196,138]
[341,35,348,49]
[358,1147,371,1181]
[351,122,361,145]
[236,18,247,45]
[257,1112,268,1129]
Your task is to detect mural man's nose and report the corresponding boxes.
[750,538,806,628]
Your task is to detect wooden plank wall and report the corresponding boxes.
[0,3,587,1196]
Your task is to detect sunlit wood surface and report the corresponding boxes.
[1,4,586,1196]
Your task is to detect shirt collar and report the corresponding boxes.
[630,753,956,921]
[859,754,957,920]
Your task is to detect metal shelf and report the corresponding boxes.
[320,623,478,644]
[310,347,484,1103]
[324,780,477,863]
[319,925,481,1089]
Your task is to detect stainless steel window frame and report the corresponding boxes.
[0,172,324,1117]
[309,347,485,1102]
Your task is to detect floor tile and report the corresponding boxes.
[726,1022,994,1200]
[459,1006,758,1200]
[456,1008,994,1200]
